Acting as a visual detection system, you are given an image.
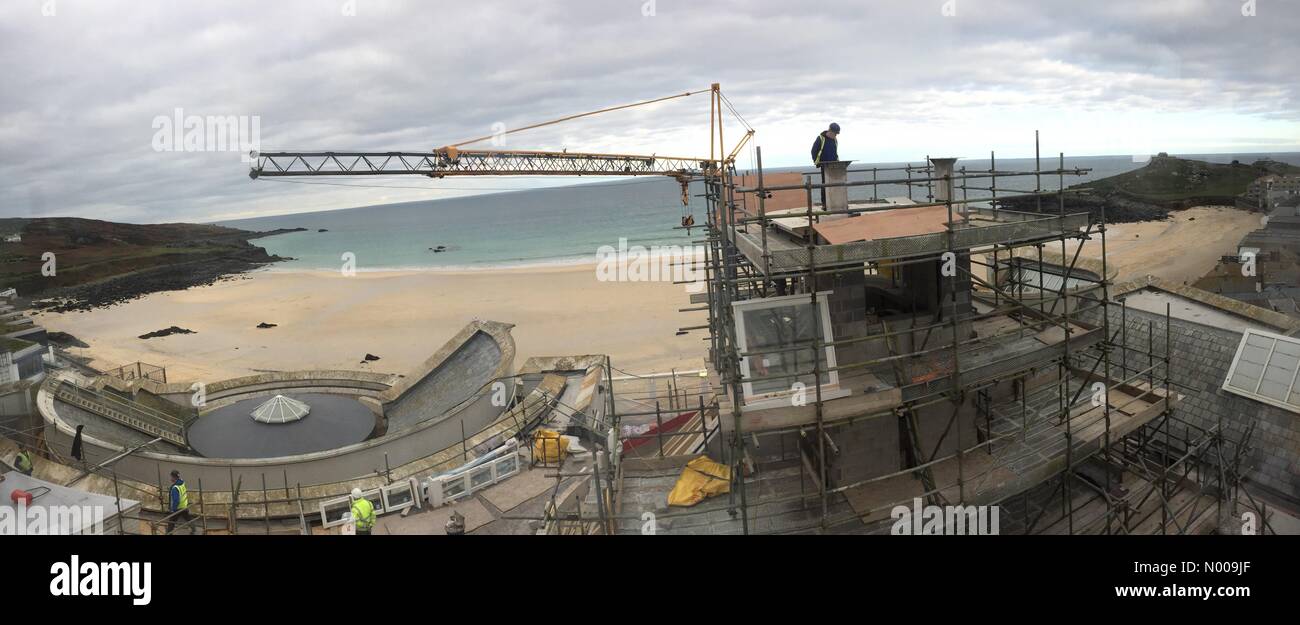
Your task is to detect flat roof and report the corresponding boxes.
[732,172,811,212]
[1121,288,1275,334]
[728,206,1089,271]
[812,205,951,244]
[1,471,139,534]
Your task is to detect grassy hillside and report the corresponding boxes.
[0,217,297,310]
[999,155,1300,222]
[1081,155,1298,204]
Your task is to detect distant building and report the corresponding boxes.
[1241,174,1300,211]
[0,337,45,385]
[1,234,19,243]
[0,301,48,385]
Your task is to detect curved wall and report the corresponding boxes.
[38,321,517,491]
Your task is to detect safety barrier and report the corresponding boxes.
[50,379,192,447]
[424,438,523,508]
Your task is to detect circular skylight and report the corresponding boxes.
[250,394,311,424]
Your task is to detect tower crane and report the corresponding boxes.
[248,84,754,221]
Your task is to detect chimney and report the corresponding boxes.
[929,157,961,220]
[821,160,851,215]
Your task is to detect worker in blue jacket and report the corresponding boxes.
[811,123,841,166]
[167,470,195,534]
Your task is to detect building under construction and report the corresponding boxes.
[5,86,1294,535]
[602,141,1286,535]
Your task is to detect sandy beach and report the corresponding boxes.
[1064,205,1262,284]
[38,206,1261,384]
[38,262,709,383]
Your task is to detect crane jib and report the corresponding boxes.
[249,150,721,180]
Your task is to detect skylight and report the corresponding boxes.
[1222,330,1300,414]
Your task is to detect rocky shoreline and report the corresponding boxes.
[39,253,282,313]
[995,192,1181,223]
[0,219,305,313]
[994,155,1286,223]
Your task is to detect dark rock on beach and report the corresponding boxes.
[138,326,196,340]
[47,331,89,349]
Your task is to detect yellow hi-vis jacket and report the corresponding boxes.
[171,481,189,511]
[351,497,375,531]
[15,450,33,475]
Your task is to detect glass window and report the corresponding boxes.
[734,293,838,402]
[1223,330,1300,414]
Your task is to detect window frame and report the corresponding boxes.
[1221,329,1300,415]
[732,291,843,407]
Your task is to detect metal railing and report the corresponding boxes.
[50,379,192,446]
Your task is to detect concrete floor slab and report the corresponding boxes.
[374,497,493,535]
[480,463,566,512]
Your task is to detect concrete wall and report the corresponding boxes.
[911,395,980,462]
[37,321,518,492]
[0,382,38,446]
[826,416,901,484]
[41,378,514,492]
[819,268,869,372]
[819,397,979,487]
[900,256,972,316]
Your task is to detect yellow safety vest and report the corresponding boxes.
[172,482,189,510]
[351,498,375,531]
[15,451,32,474]
[815,135,828,165]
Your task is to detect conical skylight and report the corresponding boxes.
[250,394,311,424]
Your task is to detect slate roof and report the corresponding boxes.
[1077,305,1299,505]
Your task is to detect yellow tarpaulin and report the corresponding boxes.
[532,429,569,464]
[667,456,731,507]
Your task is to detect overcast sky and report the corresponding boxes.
[2,0,1297,224]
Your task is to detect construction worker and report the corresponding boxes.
[811,122,840,166]
[167,470,194,535]
[445,510,466,536]
[14,446,33,476]
[350,487,376,536]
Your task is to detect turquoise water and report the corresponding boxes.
[221,152,1300,271]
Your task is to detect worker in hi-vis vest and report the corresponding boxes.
[350,487,376,535]
[14,446,33,476]
[811,122,841,166]
[167,469,195,534]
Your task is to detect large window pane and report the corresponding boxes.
[740,300,831,396]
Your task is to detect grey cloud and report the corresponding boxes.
[1,0,1296,222]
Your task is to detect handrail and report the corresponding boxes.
[51,379,189,444]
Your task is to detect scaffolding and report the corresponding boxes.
[670,134,1263,535]
[63,83,1273,535]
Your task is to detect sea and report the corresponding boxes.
[220,152,1300,272]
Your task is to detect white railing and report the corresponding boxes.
[317,478,423,529]
[423,439,523,508]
